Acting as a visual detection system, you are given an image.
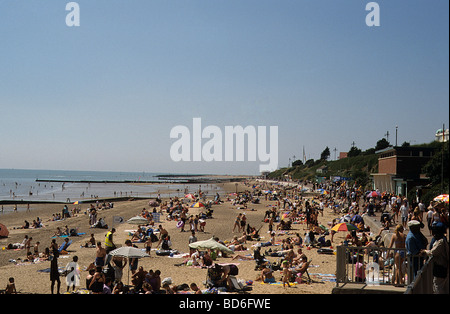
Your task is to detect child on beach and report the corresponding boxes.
[145,236,152,256]
[355,254,366,283]
[65,255,80,292]
[5,277,17,294]
[190,282,202,294]
[282,260,291,287]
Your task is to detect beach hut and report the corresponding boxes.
[0,223,9,238]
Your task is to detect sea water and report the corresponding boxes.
[0,169,214,204]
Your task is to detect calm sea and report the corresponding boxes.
[0,169,212,204]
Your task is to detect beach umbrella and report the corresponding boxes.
[434,194,449,204]
[191,202,205,208]
[127,216,149,225]
[321,190,330,195]
[367,191,381,198]
[185,193,195,199]
[110,246,150,259]
[189,237,233,254]
[109,246,150,285]
[0,223,9,238]
[73,201,80,205]
[331,222,357,232]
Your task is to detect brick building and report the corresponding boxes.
[371,146,435,196]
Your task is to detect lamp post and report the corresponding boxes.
[395,125,398,146]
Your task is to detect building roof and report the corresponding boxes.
[375,145,435,155]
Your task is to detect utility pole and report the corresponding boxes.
[384,131,390,143]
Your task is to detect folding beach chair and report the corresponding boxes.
[295,260,312,284]
[229,275,244,291]
[58,240,72,254]
[229,275,252,292]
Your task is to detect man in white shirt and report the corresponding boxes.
[400,203,409,228]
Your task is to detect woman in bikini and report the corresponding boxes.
[388,224,406,286]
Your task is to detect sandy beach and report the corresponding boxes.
[0,180,348,294]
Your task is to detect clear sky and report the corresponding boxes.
[0,0,448,175]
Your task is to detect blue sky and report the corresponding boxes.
[0,0,448,174]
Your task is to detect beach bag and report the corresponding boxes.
[150,233,158,243]
[161,240,170,250]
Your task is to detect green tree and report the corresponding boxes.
[305,159,315,167]
[292,159,303,167]
[422,141,449,193]
[375,138,390,151]
[401,141,411,147]
[320,147,330,160]
[351,169,370,188]
[348,146,362,157]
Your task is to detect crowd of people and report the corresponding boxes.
[2,179,448,294]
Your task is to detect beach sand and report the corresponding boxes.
[0,181,346,294]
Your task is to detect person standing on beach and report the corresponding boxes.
[282,260,291,288]
[95,242,107,267]
[188,231,197,256]
[24,236,32,256]
[50,249,61,294]
[400,201,409,228]
[65,255,80,293]
[125,239,139,274]
[104,228,116,254]
[388,225,406,286]
[156,225,168,248]
[233,214,242,233]
[406,220,428,280]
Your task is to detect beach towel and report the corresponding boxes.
[168,253,190,259]
[52,232,85,239]
[309,273,336,282]
[38,266,65,273]
[260,281,298,286]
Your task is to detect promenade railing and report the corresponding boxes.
[335,245,412,287]
[405,255,434,294]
